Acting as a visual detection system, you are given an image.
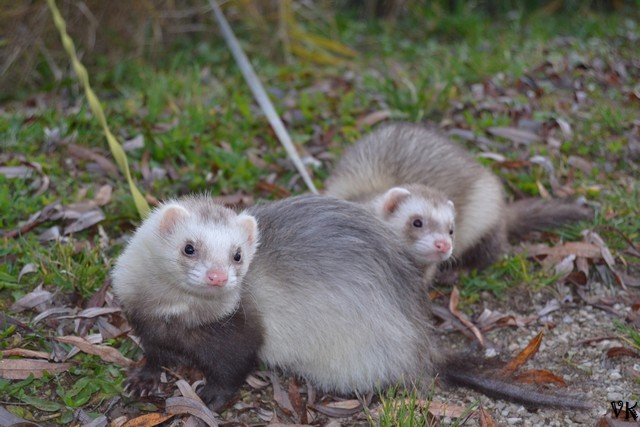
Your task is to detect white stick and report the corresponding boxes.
[208,0,318,194]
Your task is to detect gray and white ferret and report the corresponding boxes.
[325,122,591,271]
[112,194,590,411]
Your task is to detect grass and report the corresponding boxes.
[1,2,639,425]
[371,385,479,427]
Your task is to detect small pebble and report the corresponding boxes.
[608,392,623,400]
[610,370,622,380]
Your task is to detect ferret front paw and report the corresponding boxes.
[198,383,237,413]
[124,367,161,398]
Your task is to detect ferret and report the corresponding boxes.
[111,197,263,411]
[112,194,590,411]
[362,183,456,283]
[325,122,591,271]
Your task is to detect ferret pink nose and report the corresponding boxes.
[206,269,228,286]
[434,239,451,254]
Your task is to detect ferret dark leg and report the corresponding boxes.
[196,349,259,412]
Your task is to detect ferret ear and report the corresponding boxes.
[237,213,258,244]
[381,187,412,216]
[447,199,456,213]
[159,204,190,235]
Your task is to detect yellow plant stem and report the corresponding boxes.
[46,0,150,218]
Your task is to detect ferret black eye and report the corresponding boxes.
[412,219,423,228]
[233,249,242,263]
[183,244,195,256]
[449,229,454,236]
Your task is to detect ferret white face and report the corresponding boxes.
[376,187,455,265]
[150,203,258,297]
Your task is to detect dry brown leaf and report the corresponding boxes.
[165,396,219,427]
[4,200,62,239]
[521,241,602,260]
[309,399,362,417]
[536,180,552,199]
[67,143,119,176]
[495,159,531,170]
[431,305,478,340]
[575,256,590,280]
[538,299,561,317]
[97,317,127,340]
[478,405,496,427]
[288,376,305,420]
[211,193,254,208]
[122,135,145,152]
[554,117,573,138]
[121,413,176,427]
[0,358,73,379]
[512,369,567,386]
[596,415,639,426]
[152,119,179,133]
[1,348,50,359]
[17,262,38,282]
[269,372,294,415]
[488,127,542,144]
[477,152,506,162]
[110,415,129,427]
[356,110,391,128]
[175,379,202,402]
[421,400,468,418]
[449,286,485,346]
[140,149,151,183]
[246,374,270,389]
[618,272,640,288]
[256,180,291,199]
[554,254,576,278]
[38,226,61,242]
[567,155,594,174]
[475,308,538,331]
[565,270,588,286]
[32,307,73,324]
[56,335,133,367]
[61,307,121,319]
[0,165,32,178]
[583,230,616,269]
[500,330,544,376]
[267,424,312,427]
[583,230,626,288]
[0,161,49,196]
[10,285,52,312]
[606,347,640,359]
[63,209,106,235]
[94,184,113,206]
[59,201,99,216]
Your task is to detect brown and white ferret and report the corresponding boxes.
[112,198,262,410]
[326,122,591,271]
[112,194,589,411]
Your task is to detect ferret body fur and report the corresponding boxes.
[112,194,589,410]
[325,123,591,271]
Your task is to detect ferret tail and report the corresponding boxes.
[437,357,592,410]
[504,198,592,240]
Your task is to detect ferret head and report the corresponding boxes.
[112,195,259,324]
[374,185,455,265]
[153,200,258,294]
